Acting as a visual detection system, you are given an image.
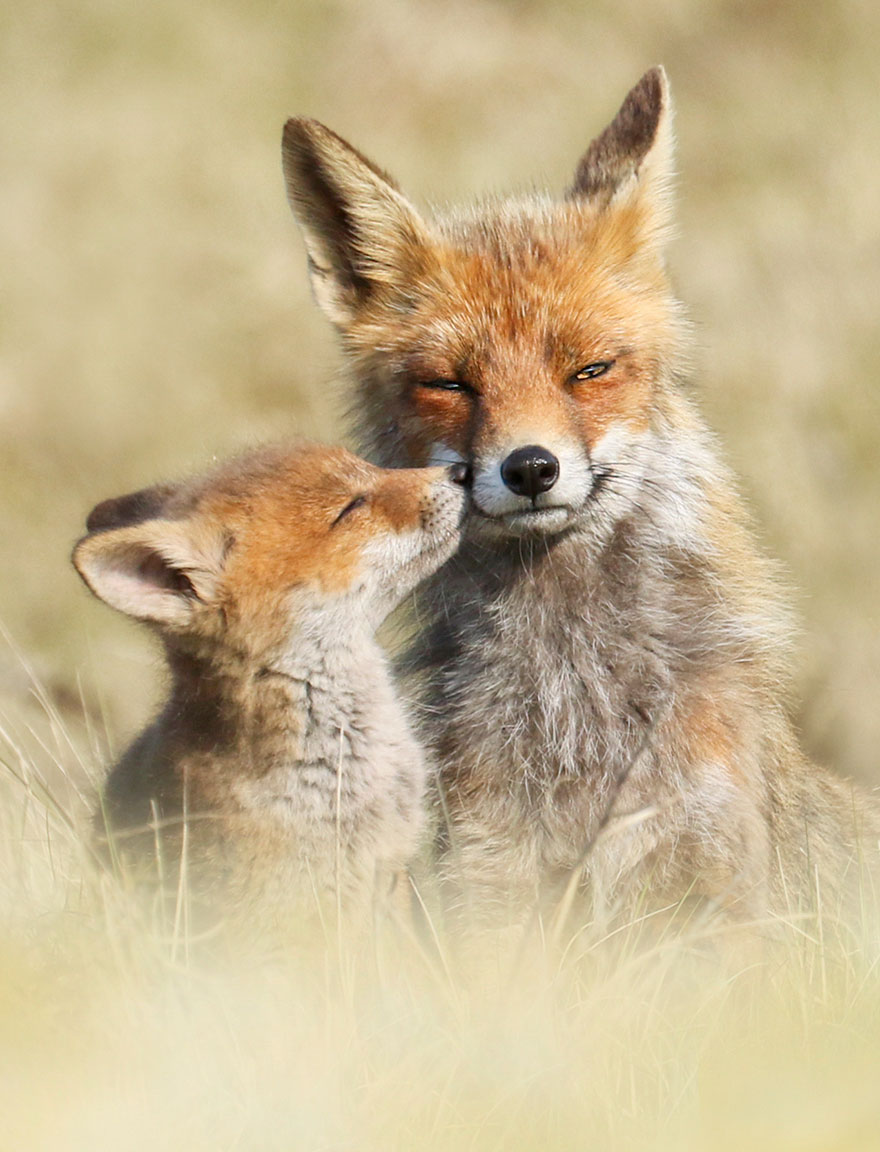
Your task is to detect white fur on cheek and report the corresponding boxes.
[578,422,654,538]
[589,423,644,471]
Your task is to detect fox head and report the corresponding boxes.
[282,68,689,544]
[73,444,465,664]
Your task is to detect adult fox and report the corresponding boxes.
[281,69,877,932]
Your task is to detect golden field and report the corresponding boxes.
[1,1,880,1148]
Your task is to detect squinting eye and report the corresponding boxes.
[331,494,367,528]
[420,379,474,395]
[573,360,615,382]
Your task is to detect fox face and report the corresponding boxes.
[73,443,465,660]
[282,68,688,542]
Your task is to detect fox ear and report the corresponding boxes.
[568,67,674,242]
[72,519,226,628]
[282,118,434,327]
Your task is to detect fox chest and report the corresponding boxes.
[419,573,673,841]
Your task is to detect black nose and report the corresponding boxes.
[448,462,470,486]
[500,445,560,499]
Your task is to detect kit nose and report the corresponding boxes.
[448,462,471,486]
[500,445,560,499]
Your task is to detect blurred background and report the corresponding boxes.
[2,0,878,788]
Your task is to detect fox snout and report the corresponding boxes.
[361,463,466,610]
[467,436,596,538]
[499,446,560,501]
[413,464,468,543]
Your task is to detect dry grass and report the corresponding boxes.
[2,682,880,1152]
[2,0,880,1146]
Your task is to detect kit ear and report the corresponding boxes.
[567,67,675,253]
[282,117,434,326]
[72,519,225,628]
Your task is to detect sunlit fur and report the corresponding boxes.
[282,70,880,935]
[73,442,464,924]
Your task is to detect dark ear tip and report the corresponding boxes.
[84,484,173,533]
[636,65,669,106]
[624,65,669,122]
[86,497,124,533]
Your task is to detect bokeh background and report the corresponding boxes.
[2,0,879,788]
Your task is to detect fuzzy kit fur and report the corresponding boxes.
[74,443,465,925]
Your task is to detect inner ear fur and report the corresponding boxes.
[72,519,226,628]
[567,66,674,246]
[281,118,434,325]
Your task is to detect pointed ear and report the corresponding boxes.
[568,67,674,244]
[282,118,434,326]
[72,519,226,628]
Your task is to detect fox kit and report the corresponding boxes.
[281,69,879,934]
[73,442,465,921]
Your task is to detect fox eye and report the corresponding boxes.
[420,378,475,395]
[331,494,367,527]
[572,360,615,382]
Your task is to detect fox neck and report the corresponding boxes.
[162,629,392,774]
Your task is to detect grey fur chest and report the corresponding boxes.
[412,530,677,791]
